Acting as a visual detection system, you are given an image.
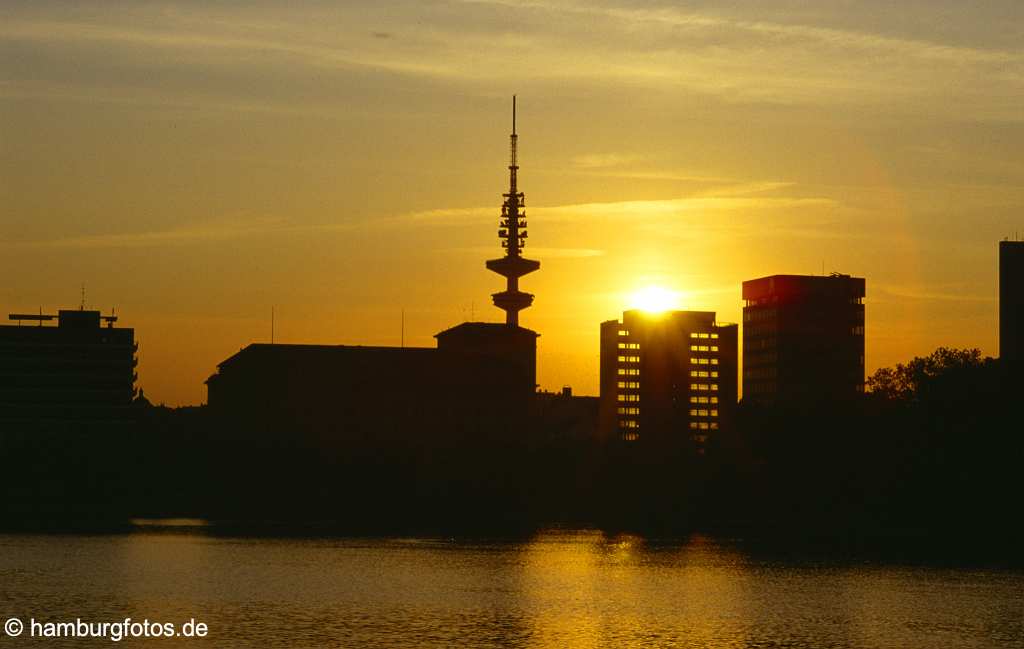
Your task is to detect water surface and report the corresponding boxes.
[1,529,1021,647]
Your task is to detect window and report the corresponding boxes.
[618,330,630,336]
[690,370,710,378]
[710,409,718,417]
[618,407,639,415]
[618,342,639,349]
[618,355,640,363]
[711,384,718,391]
[710,371,719,378]
[710,396,718,404]
[710,422,719,430]
[617,368,640,376]
[711,333,719,339]
[711,358,719,365]
[689,422,699,429]
[617,394,640,402]
[710,346,718,352]
[618,381,640,389]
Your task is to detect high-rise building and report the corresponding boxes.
[999,240,1024,363]
[0,309,137,425]
[742,274,865,404]
[599,310,738,448]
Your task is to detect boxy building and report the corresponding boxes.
[599,310,738,449]
[0,309,137,425]
[742,274,865,404]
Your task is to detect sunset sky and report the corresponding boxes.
[2,0,1022,405]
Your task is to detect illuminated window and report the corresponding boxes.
[689,422,699,429]
[710,384,718,391]
[618,330,630,336]
[618,342,640,349]
[699,422,709,430]
[617,368,640,376]
[710,371,718,378]
[711,333,719,339]
[710,409,718,417]
[617,407,640,415]
[710,396,718,404]
[711,358,719,365]
[710,422,719,430]
[710,346,718,352]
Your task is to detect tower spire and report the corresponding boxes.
[486,96,540,327]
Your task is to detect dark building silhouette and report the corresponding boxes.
[599,310,738,449]
[207,337,538,441]
[742,274,865,404]
[0,309,137,425]
[1000,240,1024,363]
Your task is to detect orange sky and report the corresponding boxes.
[2,1,1022,405]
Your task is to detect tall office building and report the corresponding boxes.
[599,310,738,448]
[1000,240,1024,363]
[0,309,137,424]
[742,274,865,404]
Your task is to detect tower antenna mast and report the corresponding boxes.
[485,96,540,327]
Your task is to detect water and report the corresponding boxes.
[1,528,1021,648]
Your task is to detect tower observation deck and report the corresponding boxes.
[486,96,540,327]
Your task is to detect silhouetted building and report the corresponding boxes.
[0,309,137,425]
[1000,240,1024,363]
[206,325,538,443]
[599,310,738,449]
[742,274,865,404]
[435,322,538,395]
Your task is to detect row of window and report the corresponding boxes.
[689,408,719,417]
[622,432,640,441]
[689,421,719,430]
[690,332,720,339]
[617,381,640,389]
[690,370,719,378]
[691,357,719,365]
[618,368,640,376]
[692,383,718,391]
[690,395,718,404]
[690,345,719,352]
[618,330,630,336]
[617,355,640,363]
[617,342,640,349]
[617,394,640,402]
[617,407,640,415]
[619,419,638,429]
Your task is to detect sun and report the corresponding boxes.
[628,286,680,313]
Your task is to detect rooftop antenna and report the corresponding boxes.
[401,308,405,348]
[271,306,275,344]
[80,283,86,310]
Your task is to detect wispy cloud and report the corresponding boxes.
[8,216,306,249]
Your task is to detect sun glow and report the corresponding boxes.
[628,286,681,313]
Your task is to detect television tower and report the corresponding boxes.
[486,96,540,327]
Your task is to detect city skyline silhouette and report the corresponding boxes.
[3,2,1022,406]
